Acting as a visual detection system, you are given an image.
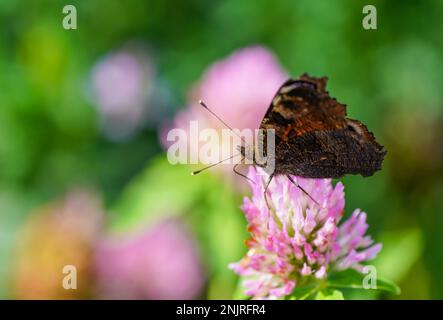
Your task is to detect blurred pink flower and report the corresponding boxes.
[91,46,155,140]
[189,45,288,131]
[95,219,205,300]
[161,46,287,184]
[230,167,382,299]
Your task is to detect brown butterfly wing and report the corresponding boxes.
[260,74,347,140]
[259,74,386,178]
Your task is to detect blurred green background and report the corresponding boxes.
[0,0,442,299]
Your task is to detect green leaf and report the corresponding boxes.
[287,285,344,300]
[340,228,422,299]
[286,285,319,300]
[315,289,344,300]
[328,269,401,295]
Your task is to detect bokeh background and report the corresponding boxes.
[0,0,442,299]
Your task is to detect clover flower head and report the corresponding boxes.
[230,167,382,299]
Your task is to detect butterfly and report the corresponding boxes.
[195,74,386,205]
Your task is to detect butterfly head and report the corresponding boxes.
[237,144,271,168]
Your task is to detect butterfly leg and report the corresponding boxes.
[286,175,320,206]
[263,173,274,210]
[233,160,256,185]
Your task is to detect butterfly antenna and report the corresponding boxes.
[199,100,248,146]
[191,153,241,175]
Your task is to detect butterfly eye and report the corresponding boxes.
[346,120,363,135]
[347,124,357,132]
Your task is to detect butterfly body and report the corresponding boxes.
[240,74,386,179]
